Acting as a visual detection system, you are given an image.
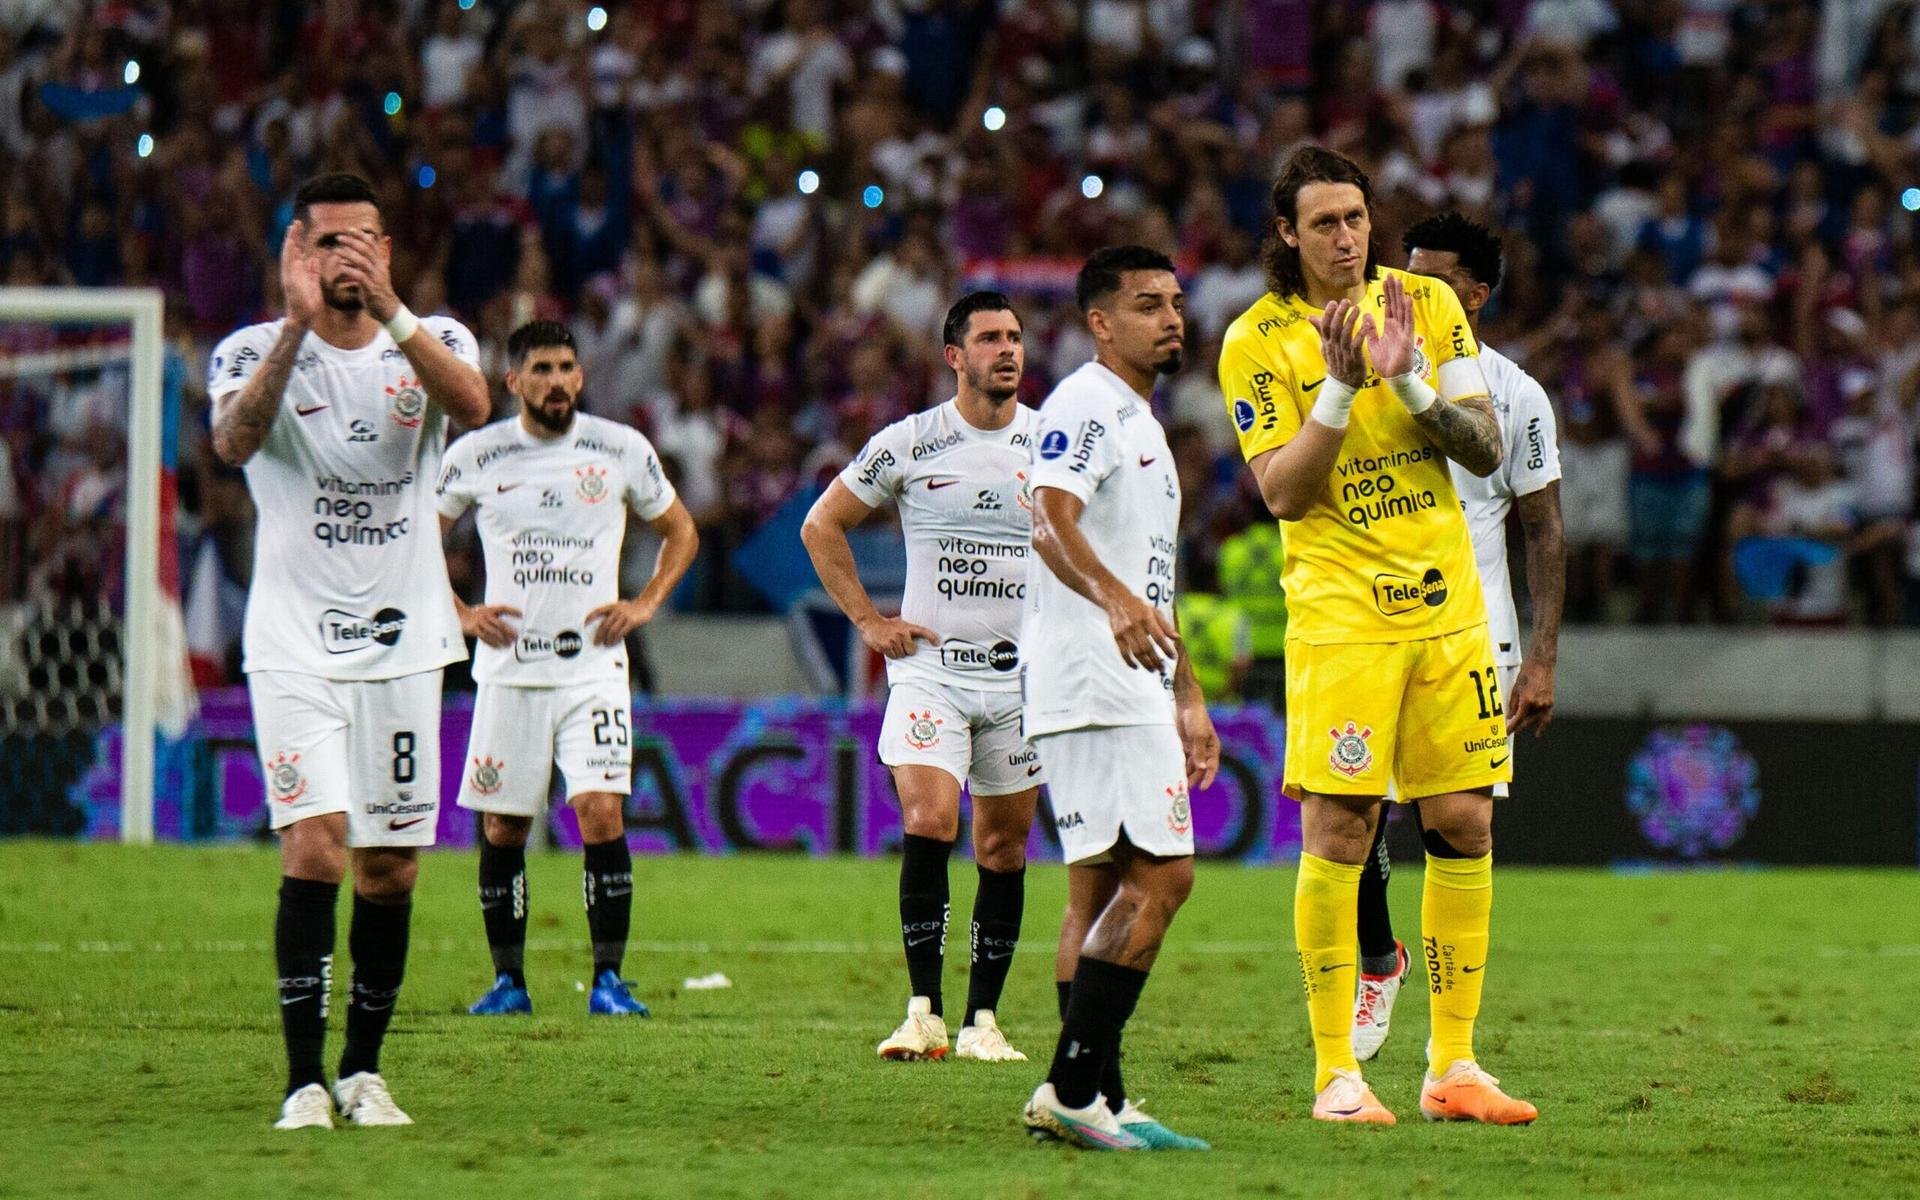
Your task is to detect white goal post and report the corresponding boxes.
[0,287,165,843]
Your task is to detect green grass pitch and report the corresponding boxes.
[2,843,1917,1198]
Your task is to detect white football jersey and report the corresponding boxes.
[840,398,1039,693]
[1448,344,1561,667]
[436,411,675,686]
[208,317,474,680]
[1021,362,1182,737]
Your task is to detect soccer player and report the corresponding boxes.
[209,173,491,1130]
[1020,246,1219,1150]
[1349,212,1564,1061]
[1218,146,1537,1125]
[436,320,698,1018]
[799,292,1040,1063]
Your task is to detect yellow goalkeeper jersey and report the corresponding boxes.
[1218,267,1490,646]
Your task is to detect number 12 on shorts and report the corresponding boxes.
[1467,667,1503,721]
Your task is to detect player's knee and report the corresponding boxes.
[572,794,625,843]
[1157,858,1195,911]
[355,853,418,901]
[483,813,533,849]
[1421,824,1490,859]
[899,800,958,841]
[972,826,1026,873]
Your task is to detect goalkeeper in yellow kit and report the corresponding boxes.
[1218,146,1537,1126]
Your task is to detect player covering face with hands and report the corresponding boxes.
[209,173,490,1132]
[1020,246,1218,1152]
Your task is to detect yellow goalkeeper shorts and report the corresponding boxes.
[1282,623,1512,801]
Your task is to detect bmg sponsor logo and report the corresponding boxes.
[856,447,897,488]
[1373,569,1448,615]
[320,607,407,654]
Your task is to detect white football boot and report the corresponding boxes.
[333,1072,414,1126]
[273,1083,334,1131]
[876,996,950,1060]
[954,1010,1027,1062]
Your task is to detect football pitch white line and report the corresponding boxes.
[3,939,1919,957]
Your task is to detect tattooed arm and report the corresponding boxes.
[1410,393,1503,478]
[212,222,320,466]
[211,320,307,466]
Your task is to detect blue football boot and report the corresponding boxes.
[468,973,532,1015]
[588,969,650,1016]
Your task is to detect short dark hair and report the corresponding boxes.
[942,291,1020,348]
[1260,146,1383,300]
[292,173,381,224]
[1403,210,1505,290]
[1076,245,1177,313]
[506,320,576,365]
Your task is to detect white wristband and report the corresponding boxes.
[1309,378,1357,429]
[383,304,420,345]
[1386,370,1437,415]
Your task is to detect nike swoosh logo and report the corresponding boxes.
[926,478,961,490]
[985,951,1014,961]
[1490,755,1509,768]
[387,817,427,831]
[1462,964,1484,973]
[1327,1106,1362,1116]
[1026,764,1042,777]
[605,887,633,898]
[279,996,305,1006]
[496,483,522,493]
[906,935,940,947]
[1138,456,1156,467]
[1318,963,1352,973]
[603,770,624,780]
[1301,378,1323,392]
[295,404,329,416]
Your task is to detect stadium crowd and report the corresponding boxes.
[3,0,1920,683]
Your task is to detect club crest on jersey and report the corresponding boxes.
[1166,783,1192,836]
[904,711,943,750]
[1014,470,1032,511]
[267,752,307,804]
[469,756,505,796]
[1409,335,1432,382]
[576,464,609,503]
[1328,722,1375,777]
[386,376,426,427]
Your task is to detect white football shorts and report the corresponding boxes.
[248,669,444,848]
[456,679,634,816]
[878,681,1045,798]
[1032,723,1194,865]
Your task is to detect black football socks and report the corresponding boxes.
[477,837,528,987]
[1046,956,1147,1110]
[898,834,953,1015]
[964,863,1024,1026]
[583,837,634,979]
[338,891,410,1080]
[275,876,338,1095]
[1357,814,1399,976]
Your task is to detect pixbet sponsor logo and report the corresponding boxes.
[320,607,407,654]
[911,430,963,460]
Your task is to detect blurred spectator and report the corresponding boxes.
[0,0,1916,631]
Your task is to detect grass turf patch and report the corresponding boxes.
[1,843,1917,1197]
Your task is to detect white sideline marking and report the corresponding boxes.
[3,939,1919,958]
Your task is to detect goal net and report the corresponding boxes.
[0,288,180,842]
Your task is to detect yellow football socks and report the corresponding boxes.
[1296,852,1363,1091]
[1422,851,1493,1075]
